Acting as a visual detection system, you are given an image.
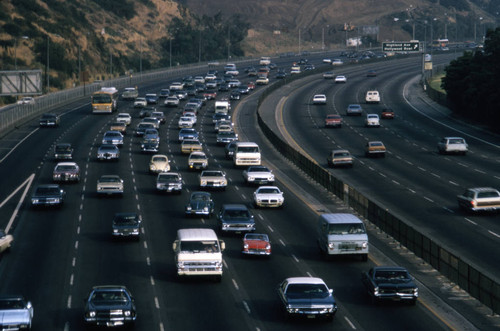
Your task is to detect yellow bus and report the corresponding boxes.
[91,87,119,114]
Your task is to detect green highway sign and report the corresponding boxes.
[382,42,420,52]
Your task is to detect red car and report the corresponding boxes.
[247,82,256,90]
[325,114,342,128]
[203,91,217,100]
[242,233,271,256]
[381,108,394,119]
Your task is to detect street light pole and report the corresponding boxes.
[46,34,50,93]
[298,28,301,55]
[322,27,325,51]
[140,36,143,74]
[198,29,202,63]
[169,37,172,68]
[227,26,230,60]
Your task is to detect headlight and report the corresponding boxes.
[186,206,192,211]
[124,310,131,317]
[150,164,156,170]
[362,242,368,249]
[113,229,119,233]
[203,207,208,212]
[243,243,249,249]
[89,311,96,317]
[328,242,335,249]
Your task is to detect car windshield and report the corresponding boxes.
[327,223,366,235]
[0,298,26,309]
[192,193,210,201]
[158,174,179,182]
[449,138,465,144]
[224,209,250,218]
[374,270,410,281]
[100,145,116,151]
[152,156,167,162]
[334,152,350,157]
[249,166,269,172]
[202,171,222,177]
[180,240,219,253]
[371,142,383,147]
[258,188,280,194]
[105,132,121,137]
[245,234,268,241]
[190,154,206,160]
[286,284,329,296]
[101,177,120,182]
[55,145,71,152]
[90,290,128,303]
[35,186,60,195]
[238,147,259,153]
[56,165,76,171]
[114,215,138,225]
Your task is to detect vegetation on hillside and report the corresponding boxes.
[442,27,500,130]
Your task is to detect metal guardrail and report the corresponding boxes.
[255,63,500,315]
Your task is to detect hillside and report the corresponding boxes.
[0,0,498,96]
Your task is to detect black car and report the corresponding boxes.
[230,91,241,100]
[213,113,231,124]
[39,113,60,127]
[216,131,238,145]
[361,266,418,305]
[31,184,65,207]
[83,285,137,327]
[224,141,238,159]
[112,212,141,240]
[185,191,215,217]
[217,204,255,234]
[218,84,230,92]
[54,143,73,160]
[278,277,337,321]
[141,141,160,153]
[139,106,156,118]
[276,71,287,79]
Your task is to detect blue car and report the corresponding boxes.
[178,128,199,141]
[145,93,159,104]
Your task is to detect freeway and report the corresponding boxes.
[0,53,493,330]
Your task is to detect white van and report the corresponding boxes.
[233,142,261,167]
[172,228,225,281]
[317,213,368,261]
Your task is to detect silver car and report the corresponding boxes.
[0,296,33,330]
[97,144,120,161]
[97,175,124,195]
[102,130,124,147]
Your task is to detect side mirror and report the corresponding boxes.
[172,240,179,252]
[219,240,225,251]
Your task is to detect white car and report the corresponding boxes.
[332,59,344,65]
[437,137,469,155]
[242,165,275,185]
[116,113,132,125]
[183,112,197,125]
[178,116,196,128]
[17,97,35,105]
[365,90,380,103]
[256,77,269,85]
[194,76,205,84]
[149,154,170,174]
[169,82,184,90]
[0,229,13,254]
[253,186,284,208]
[334,75,347,83]
[164,96,180,107]
[312,94,327,105]
[322,58,332,64]
[134,97,147,108]
[365,114,380,127]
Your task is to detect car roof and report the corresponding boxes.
[177,228,218,241]
[319,213,363,224]
[372,266,408,272]
[467,187,499,193]
[221,204,248,210]
[284,277,326,285]
[55,162,78,166]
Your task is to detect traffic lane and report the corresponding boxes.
[283,78,500,275]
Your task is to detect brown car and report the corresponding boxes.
[325,114,342,128]
[365,141,386,158]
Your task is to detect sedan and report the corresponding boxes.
[253,186,284,208]
[112,212,141,240]
[156,172,183,194]
[54,143,73,160]
[178,116,196,129]
[97,144,120,161]
[457,187,500,213]
[312,94,327,105]
[149,154,170,174]
[216,131,238,145]
[178,128,199,141]
[242,165,275,185]
[185,191,215,217]
[52,162,80,182]
[145,93,159,104]
[133,97,147,108]
[334,75,347,83]
[361,266,418,305]
[116,113,132,125]
[31,184,65,207]
[367,69,377,77]
[39,113,60,127]
[188,151,209,170]
[97,175,124,195]
[365,141,386,157]
[242,233,271,256]
[277,277,337,320]
[164,96,180,107]
[323,71,335,79]
[83,285,137,327]
[381,108,395,119]
[346,104,362,116]
[0,229,14,254]
[327,149,353,168]
[325,114,342,128]
[102,131,124,147]
[217,204,255,234]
